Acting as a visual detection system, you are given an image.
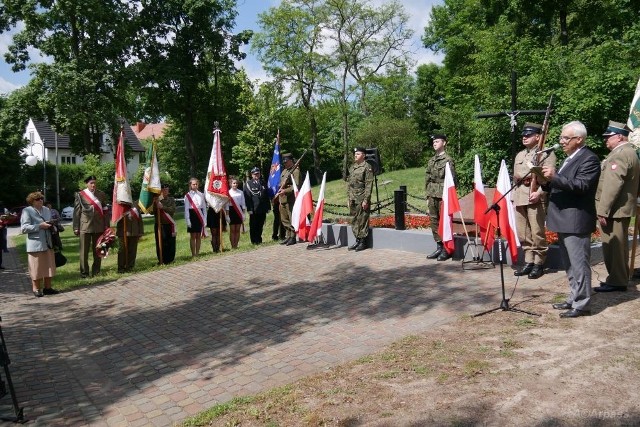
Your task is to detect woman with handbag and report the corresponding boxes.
[20,192,59,297]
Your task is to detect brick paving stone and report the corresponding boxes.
[0,234,609,425]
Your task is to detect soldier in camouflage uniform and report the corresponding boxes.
[594,121,640,292]
[347,147,374,252]
[425,134,456,261]
[275,153,301,245]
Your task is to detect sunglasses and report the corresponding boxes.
[35,197,44,201]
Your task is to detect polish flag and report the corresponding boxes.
[307,172,327,241]
[473,155,493,250]
[291,172,313,241]
[490,160,520,261]
[438,162,461,255]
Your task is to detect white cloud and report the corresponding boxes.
[0,76,20,95]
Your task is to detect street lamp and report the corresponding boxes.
[25,140,47,201]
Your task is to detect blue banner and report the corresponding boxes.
[267,138,281,198]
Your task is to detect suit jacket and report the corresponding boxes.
[595,143,640,218]
[244,179,271,214]
[544,146,601,234]
[73,189,108,233]
[20,206,53,253]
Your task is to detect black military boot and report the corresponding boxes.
[286,237,297,246]
[514,263,534,276]
[280,237,291,245]
[354,239,367,252]
[437,249,452,261]
[348,239,360,251]
[427,242,443,259]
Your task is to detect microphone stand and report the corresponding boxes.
[473,152,553,318]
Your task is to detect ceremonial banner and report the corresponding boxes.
[205,127,231,213]
[138,140,161,214]
[307,172,327,240]
[267,131,282,198]
[438,162,461,255]
[111,129,133,224]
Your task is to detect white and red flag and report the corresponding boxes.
[205,127,233,214]
[291,172,313,241]
[473,155,493,250]
[307,172,327,241]
[489,160,520,261]
[111,128,133,224]
[438,162,461,256]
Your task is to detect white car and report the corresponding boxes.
[61,206,74,220]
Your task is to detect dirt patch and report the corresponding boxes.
[190,280,640,427]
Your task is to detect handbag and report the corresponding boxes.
[54,250,67,267]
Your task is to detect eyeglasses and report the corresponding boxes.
[559,135,579,142]
[34,197,44,201]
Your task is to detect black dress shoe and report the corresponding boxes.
[43,288,60,295]
[514,263,534,276]
[552,302,572,310]
[528,264,544,279]
[593,283,627,293]
[560,309,591,318]
[33,290,43,298]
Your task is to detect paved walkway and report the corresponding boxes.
[0,234,573,426]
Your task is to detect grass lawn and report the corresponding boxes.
[12,211,283,292]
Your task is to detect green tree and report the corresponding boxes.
[133,0,251,178]
[0,0,139,153]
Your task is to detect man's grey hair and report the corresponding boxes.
[562,121,588,139]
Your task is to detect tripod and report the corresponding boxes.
[474,171,540,317]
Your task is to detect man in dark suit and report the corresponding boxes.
[542,121,601,318]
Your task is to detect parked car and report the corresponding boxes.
[61,206,74,220]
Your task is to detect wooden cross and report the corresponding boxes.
[476,71,548,161]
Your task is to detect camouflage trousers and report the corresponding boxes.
[428,197,442,243]
[350,200,370,239]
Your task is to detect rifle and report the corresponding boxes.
[273,147,310,202]
[530,95,554,194]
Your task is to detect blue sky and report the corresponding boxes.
[0,0,440,94]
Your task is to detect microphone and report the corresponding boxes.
[536,144,560,154]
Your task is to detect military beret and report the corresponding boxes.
[521,123,543,136]
[354,147,366,153]
[282,153,294,161]
[251,167,260,174]
[602,120,630,137]
[431,134,447,141]
[84,175,97,183]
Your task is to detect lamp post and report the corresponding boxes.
[25,140,47,201]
